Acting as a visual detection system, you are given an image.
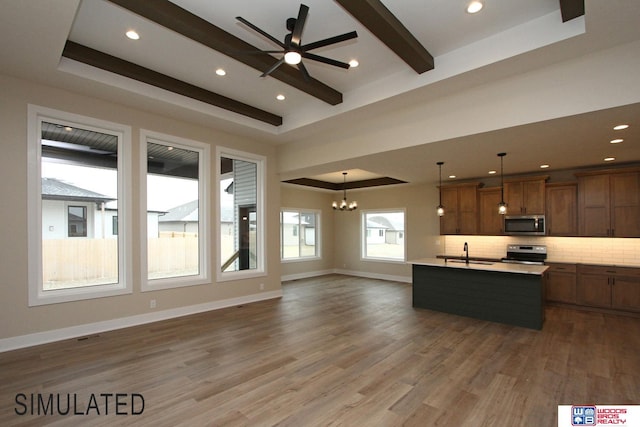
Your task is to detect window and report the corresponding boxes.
[361,209,406,262]
[280,209,320,261]
[217,148,265,280]
[28,105,132,306]
[140,130,210,291]
[67,206,87,237]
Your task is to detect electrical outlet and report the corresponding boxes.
[150,299,156,309]
[259,283,264,290]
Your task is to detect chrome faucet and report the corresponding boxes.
[464,242,469,264]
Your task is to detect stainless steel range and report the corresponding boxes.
[501,244,547,265]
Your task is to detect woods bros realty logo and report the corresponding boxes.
[558,405,640,426]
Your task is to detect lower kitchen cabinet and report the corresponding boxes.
[545,263,576,304]
[576,265,640,312]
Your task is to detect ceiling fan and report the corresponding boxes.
[236,4,357,80]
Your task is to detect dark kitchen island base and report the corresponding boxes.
[412,263,545,330]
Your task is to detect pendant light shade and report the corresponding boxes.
[497,152,507,215]
[436,161,445,216]
[333,172,357,211]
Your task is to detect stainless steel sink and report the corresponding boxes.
[447,259,494,265]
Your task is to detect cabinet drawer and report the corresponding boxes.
[579,265,640,278]
[546,263,576,274]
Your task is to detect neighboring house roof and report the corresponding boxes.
[159,200,199,222]
[158,200,235,223]
[282,213,312,226]
[41,177,114,203]
[367,215,404,232]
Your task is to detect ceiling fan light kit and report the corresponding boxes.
[237,4,358,80]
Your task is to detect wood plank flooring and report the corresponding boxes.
[1,274,639,426]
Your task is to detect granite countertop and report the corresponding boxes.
[409,258,549,276]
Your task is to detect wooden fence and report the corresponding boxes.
[42,235,199,289]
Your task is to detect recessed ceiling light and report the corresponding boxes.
[467,1,483,14]
[276,94,285,101]
[488,170,496,175]
[349,59,359,68]
[610,138,624,144]
[604,157,615,162]
[167,146,174,151]
[64,126,73,132]
[613,124,629,130]
[215,68,226,76]
[125,30,140,40]
[540,164,550,169]
[448,175,456,179]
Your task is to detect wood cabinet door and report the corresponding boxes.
[610,172,640,237]
[546,184,577,236]
[504,182,523,214]
[578,174,610,236]
[457,185,478,235]
[479,189,503,235]
[523,180,545,214]
[577,273,611,308]
[612,276,640,312]
[546,271,577,304]
[440,186,460,234]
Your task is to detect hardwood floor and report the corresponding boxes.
[1,274,639,426]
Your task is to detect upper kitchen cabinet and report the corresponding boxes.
[504,176,548,215]
[440,182,481,235]
[545,182,578,236]
[576,168,640,237]
[479,187,503,235]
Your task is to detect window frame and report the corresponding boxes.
[360,208,407,263]
[140,130,211,291]
[27,105,132,306]
[280,208,322,262]
[216,147,266,282]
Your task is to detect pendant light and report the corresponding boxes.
[497,152,507,215]
[436,161,445,216]
[332,172,357,211]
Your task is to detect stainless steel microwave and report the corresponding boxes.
[504,215,545,235]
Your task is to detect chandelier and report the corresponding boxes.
[332,172,357,211]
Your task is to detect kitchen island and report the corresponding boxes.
[409,258,548,330]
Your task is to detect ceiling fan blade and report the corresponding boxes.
[302,52,350,69]
[260,57,286,77]
[236,16,285,48]
[302,31,358,51]
[298,61,311,82]
[290,4,309,47]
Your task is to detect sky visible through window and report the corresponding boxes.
[42,161,202,211]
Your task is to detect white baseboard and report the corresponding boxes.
[281,269,335,282]
[0,290,282,353]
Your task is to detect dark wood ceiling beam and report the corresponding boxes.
[106,0,343,105]
[62,41,283,126]
[283,177,406,190]
[559,0,585,22]
[335,0,434,74]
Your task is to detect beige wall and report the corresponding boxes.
[0,74,281,341]
[280,186,336,279]
[281,183,442,282]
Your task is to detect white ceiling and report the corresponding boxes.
[1,0,639,186]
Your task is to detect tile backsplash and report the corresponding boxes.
[442,235,640,267]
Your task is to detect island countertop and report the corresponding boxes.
[408,258,548,276]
